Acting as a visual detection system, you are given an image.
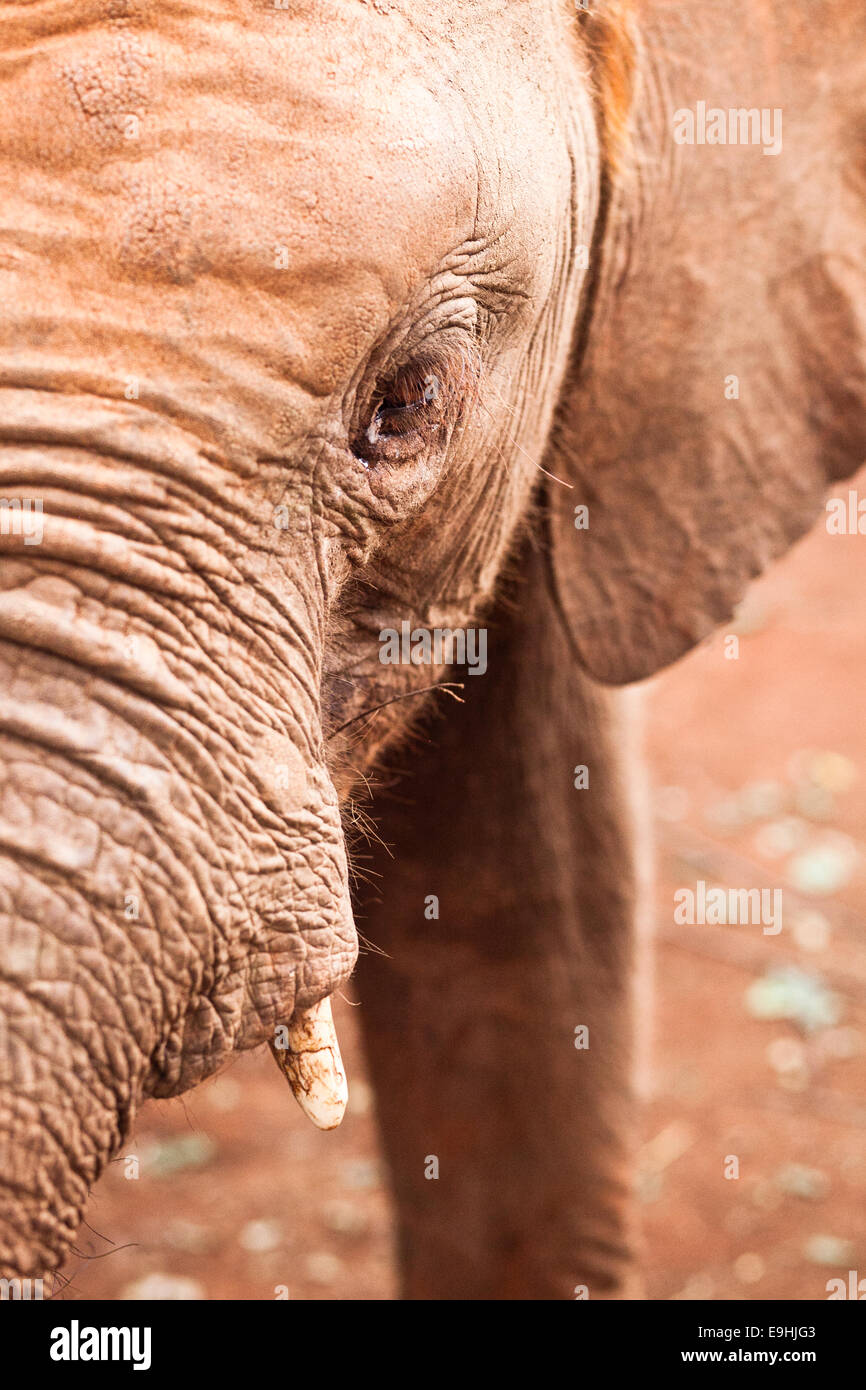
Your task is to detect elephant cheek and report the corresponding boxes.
[209,791,359,1053]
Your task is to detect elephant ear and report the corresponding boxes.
[546,2,866,685]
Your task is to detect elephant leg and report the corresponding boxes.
[355,541,643,1299]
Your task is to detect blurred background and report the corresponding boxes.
[57,472,866,1300]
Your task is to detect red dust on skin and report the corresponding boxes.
[58,497,866,1301]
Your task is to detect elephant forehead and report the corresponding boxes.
[0,6,479,358]
[0,1,573,445]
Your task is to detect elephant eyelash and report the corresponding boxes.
[352,341,481,467]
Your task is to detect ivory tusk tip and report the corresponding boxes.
[270,996,349,1131]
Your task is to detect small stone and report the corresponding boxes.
[139,1134,217,1177]
[164,1220,213,1254]
[341,1158,382,1191]
[803,1235,855,1267]
[121,1273,206,1300]
[672,1274,715,1300]
[776,1069,810,1093]
[791,909,832,953]
[746,967,841,1035]
[239,1219,284,1254]
[753,817,808,860]
[787,835,857,897]
[304,1251,344,1285]
[794,784,836,822]
[776,1164,830,1200]
[806,752,857,795]
[752,1179,784,1212]
[705,798,745,835]
[321,1199,369,1236]
[739,780,786,822]
[765,1036,807,1076]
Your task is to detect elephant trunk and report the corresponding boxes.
[0,406,358,1275]
[0,923,134,1279]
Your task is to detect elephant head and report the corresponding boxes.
[0,0,864,1281]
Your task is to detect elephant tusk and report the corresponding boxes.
[269,996,349,1130]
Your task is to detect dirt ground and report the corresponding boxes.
[57,476,866,1301]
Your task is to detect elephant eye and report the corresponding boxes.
[352,344,480,468]
[353,366,446,466]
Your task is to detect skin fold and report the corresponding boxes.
[0,0,863,1295]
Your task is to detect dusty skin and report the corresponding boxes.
[0,0,864,1299]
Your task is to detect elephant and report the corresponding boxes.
[0,0,864,1299]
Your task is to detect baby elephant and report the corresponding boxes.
[0,0,863,1297]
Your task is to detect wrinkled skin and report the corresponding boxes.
[0,0,864,1296]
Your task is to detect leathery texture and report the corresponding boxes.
[0,428,357,1275]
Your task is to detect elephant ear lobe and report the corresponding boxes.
[546,36,866,686]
